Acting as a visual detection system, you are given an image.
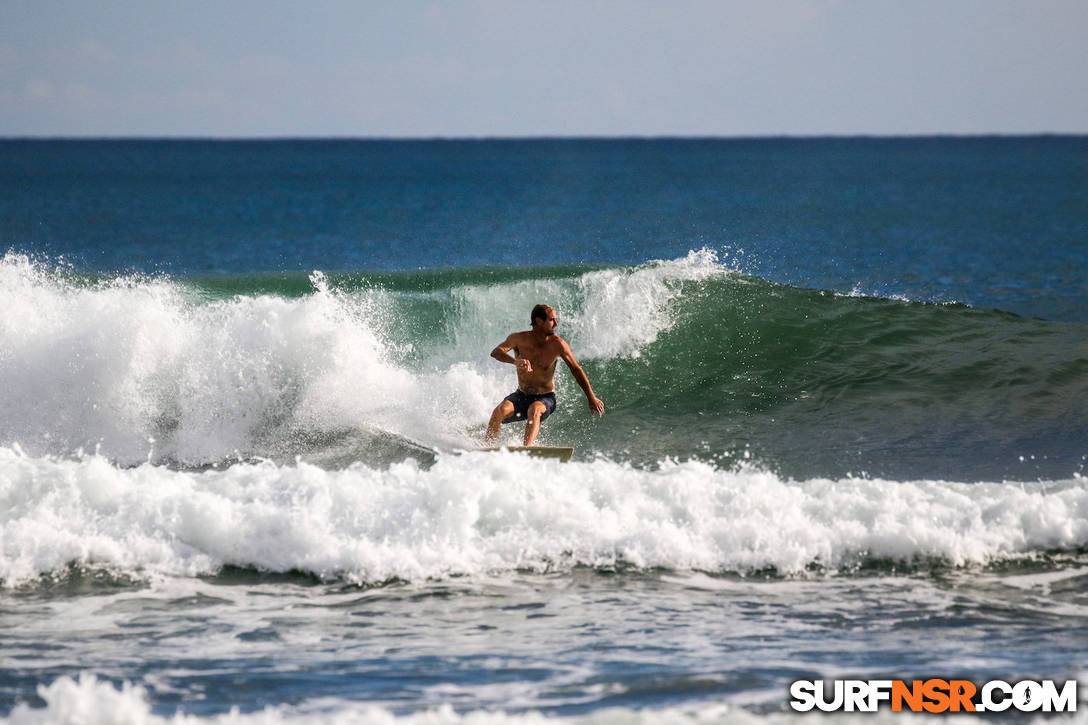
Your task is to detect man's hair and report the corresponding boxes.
[530,304,554,326]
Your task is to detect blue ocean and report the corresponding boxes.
[1,137,1086,723]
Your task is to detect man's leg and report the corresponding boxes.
[486,400,515,444]
[522,401,547,446]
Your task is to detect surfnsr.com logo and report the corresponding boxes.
[790,679,1078,713]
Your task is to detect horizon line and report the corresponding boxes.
[2,132,1086,142]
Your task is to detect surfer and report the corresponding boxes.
[485,304,605,446]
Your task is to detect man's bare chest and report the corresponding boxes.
[514,343,558,369]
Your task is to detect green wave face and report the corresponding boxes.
[579,275,1085,480]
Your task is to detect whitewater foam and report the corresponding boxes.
[0,250,733,465]
[6,674,1087,724]
[1,445,1085,588]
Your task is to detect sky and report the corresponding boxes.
[2,0,1087,137]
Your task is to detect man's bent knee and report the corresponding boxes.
[491,401,514,420]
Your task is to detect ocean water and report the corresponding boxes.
[0,138,1086,723]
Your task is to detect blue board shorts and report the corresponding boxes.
[501,390,557,424]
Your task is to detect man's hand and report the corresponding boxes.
[588,397,605,416]
[517,358,533,373]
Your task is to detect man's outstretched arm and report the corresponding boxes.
[560,343,604,416]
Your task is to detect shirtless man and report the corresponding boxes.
[485,304,605,446]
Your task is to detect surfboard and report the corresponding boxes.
[482,445,574,462]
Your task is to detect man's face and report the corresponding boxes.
[537,310,558,333]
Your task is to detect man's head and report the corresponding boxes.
[530,304,557,330]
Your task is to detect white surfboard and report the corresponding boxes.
[481,445,574,462]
